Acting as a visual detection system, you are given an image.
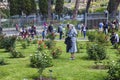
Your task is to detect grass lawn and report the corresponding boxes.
[0,40,118,80]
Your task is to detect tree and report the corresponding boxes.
[30,0,37,14]
[9,0,21,16]
[72,0,80,19]
[55,0,64,19]
[9,0,36,16]
[39,0,48,18]
[48,0,52,20]
[85,0,92,13]
[107,0,120,18]
[21,0,36,15]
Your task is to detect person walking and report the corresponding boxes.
[58,24,63,40]
[66,24,77,60]
[99,22,104,32]
[81,24,87,39]
[0,26,2,34]
[47,24,53,34]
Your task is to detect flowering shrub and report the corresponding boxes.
[10,49,24,58]
[30,51,53,75]
[86,43,106,60]
[16,36,23,42]
[21,42,27,49]
[87,31,96,42]
[51,47,62,59]
[45,40,56,49]
[26,38,31,46]
[2,36,17,51]
[46,33,56,40]
[113,43,119,49]
[32,39,37,44]
[107,59,120,80]
[96,33,108,44]
[77,42,86,53]
[0,58,6,65]
[37,40,47,51]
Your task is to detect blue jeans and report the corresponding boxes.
[83,31,86,38]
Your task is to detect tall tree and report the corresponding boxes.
[30,0,37,14]
[9,0,21,16]
[21,0,36,15]
[85,0,92,13]
[55,0,64,19]
[107,0,120,18]
[48,0,52,20]
[9,0,36,16]
[39,0,48,18]
[72,0,80,19]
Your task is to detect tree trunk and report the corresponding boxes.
[48,0,52,20]
[107,0,120,18]
[85,0,92,13]
[0,14,1,27]
[72,0,80,20]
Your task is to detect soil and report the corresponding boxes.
[91,65,109,70]
[34,77,56,80]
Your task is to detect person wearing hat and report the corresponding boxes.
[66,24,77,60]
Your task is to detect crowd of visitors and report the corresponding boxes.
[6,19,120,60]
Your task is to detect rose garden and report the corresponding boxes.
[1,0,120,80]
[0,27,120,80]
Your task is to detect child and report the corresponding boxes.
[42,30,46,40]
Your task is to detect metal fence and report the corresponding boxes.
[85,12,108,28]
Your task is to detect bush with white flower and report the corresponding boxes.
[106,59,120,80]
[30,51,53,75]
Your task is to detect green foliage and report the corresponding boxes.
[0,34,5,49]
[39,0,48,17]
[113,43,119,49]
[45,40,56,49]
[16,36,23,42]
[1,36,17,51]
[32,39,37,44]
[63,7,69,15]
[26,38,31,46]
[77,42,86,53]
[10,49,24,58]
[22,0,36,15]
[96,33,108,44]
[0,58,6,65]
[63,20,79,25]
[107,59,120,80]
[9,0,21,15]
[55,0,64,16]
[37,40,47,51]
[87,31,96,42]
[94,7,106,13]
[46,33,56,40]
[9,0,36,16]
[30,51,53,74]
[86,43,106,60]
[51,47,62,59]
[0,9,9,18]
[21,42,27,49]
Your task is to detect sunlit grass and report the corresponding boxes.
[0,40,118,80]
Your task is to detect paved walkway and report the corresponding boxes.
[2,27,89,41]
